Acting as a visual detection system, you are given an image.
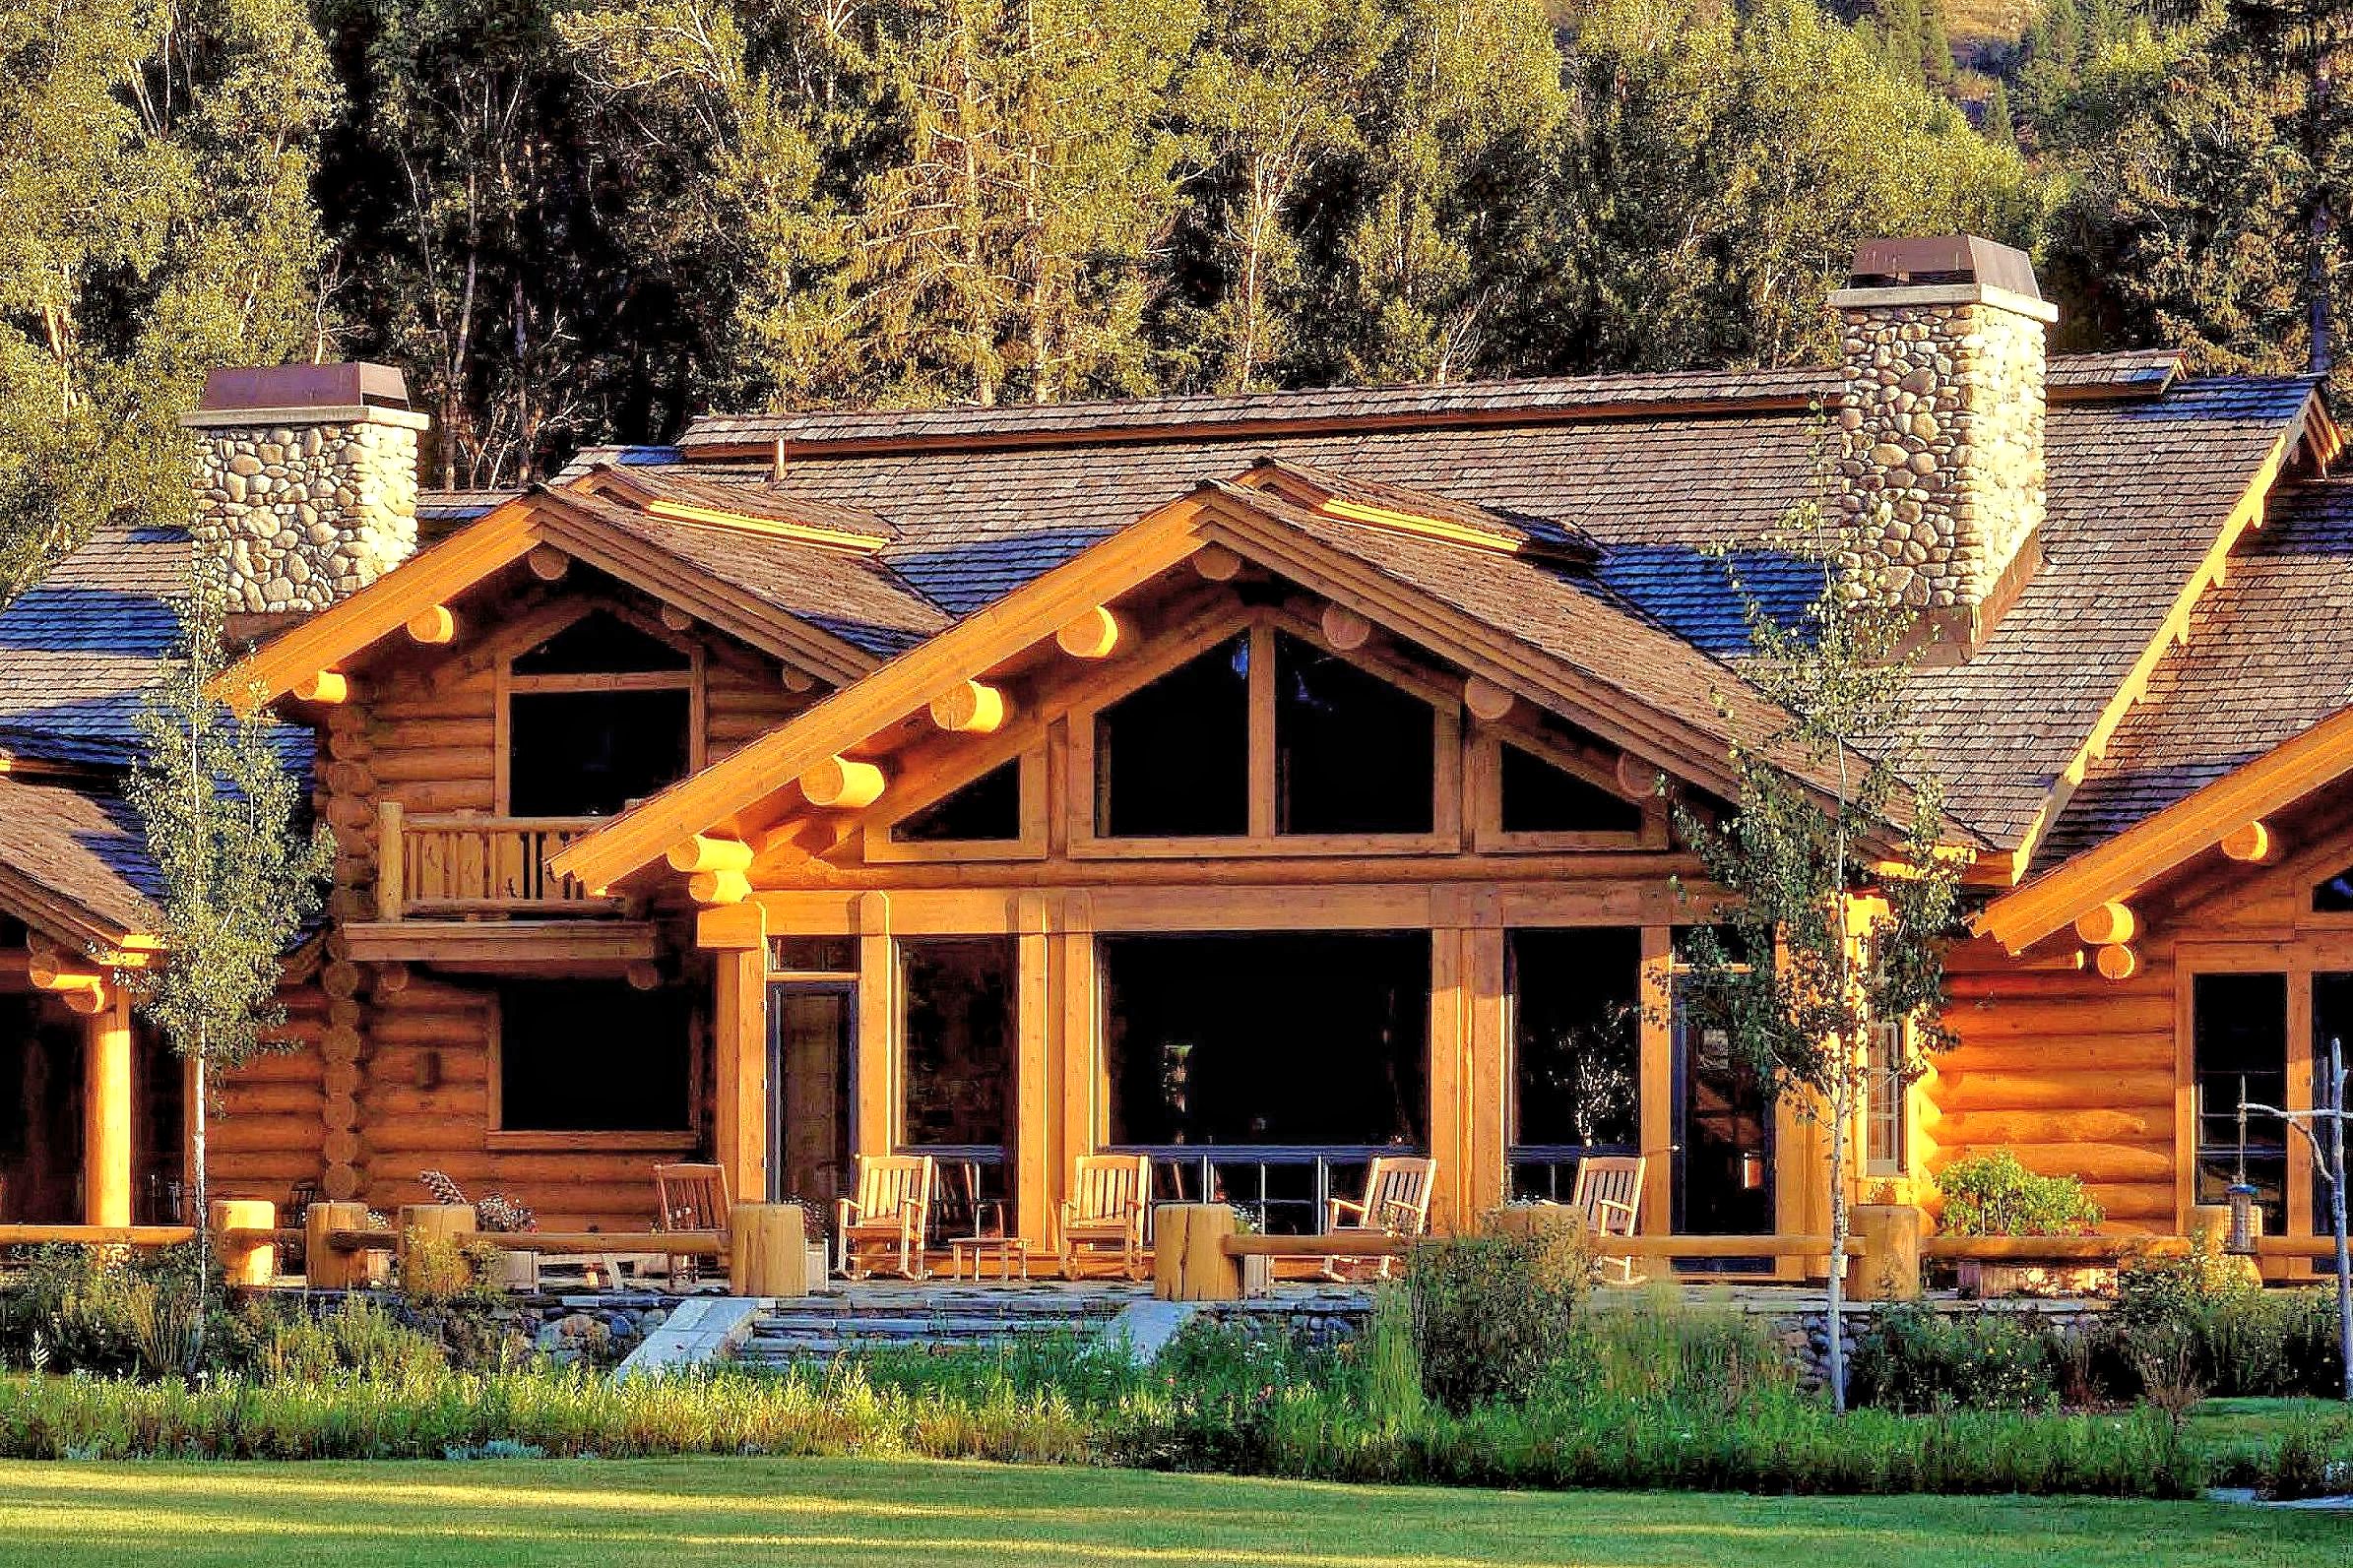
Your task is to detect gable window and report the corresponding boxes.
[1095,634,1251,837]
[893,757,1023,843]
[1275,633,1434,834]
[2316,866,2353,912]
[494,978,695,1136]
[1499,741,1643,835]
[507,610,696,817]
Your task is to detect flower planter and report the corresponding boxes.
[1955,1260,2116,1299]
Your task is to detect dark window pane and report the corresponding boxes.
[769,935,855,973]
[509,689,691,815]
[1274,634,1434,835]
[1103,932,1430,1147]
[497,979,693,1132]
[2317,867,2353,911]
[1096,636,1249,837]
[1510,928,1640,1150]
[1500,743,1643,834]
[893,758,1022,842]
[513,610,691,674]
[2314,972,2353,1241]
[901,937,1017,1151]
[2194,972,2288,1232]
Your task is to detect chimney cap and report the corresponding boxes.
[196,362,411,414]
[1848,235,2039,300]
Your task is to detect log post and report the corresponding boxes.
[1847,1204,1923,1302]
[1152,1204,1241,1301]
[305,1200,373,1288]
[397,1203,477,1283]
[730,1204,813,1297]
[81,991,134,1228]
[376,799,405,921]
[213,1200,278,1288]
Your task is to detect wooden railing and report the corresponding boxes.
[375,803,621,920]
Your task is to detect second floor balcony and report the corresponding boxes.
[372,803,625,922]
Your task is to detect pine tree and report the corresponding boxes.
[119,561,333,1361]
[1670,477,1965,1414]
[1982,79,2015,147]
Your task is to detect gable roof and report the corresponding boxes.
[224,483,951,707]
[0,522,188,768]
[549,470,1924,894]
[0,771,159,948]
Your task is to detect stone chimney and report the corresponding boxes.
[1827,236,2056,657]
[182,363,426,613]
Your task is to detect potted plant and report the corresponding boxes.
[1933,1151,2106,1297]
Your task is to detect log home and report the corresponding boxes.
[2,237,2347,1276]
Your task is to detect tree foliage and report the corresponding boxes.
[1669,474,1967,1412]
[0,0,334,598]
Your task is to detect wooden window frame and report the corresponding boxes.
[1467,726,1667,854]
[483,985,704,1152]
[493,599,707,817]
[863,746,1049,865]
[2174,941,2334,1247]
[1066,606,1463,860]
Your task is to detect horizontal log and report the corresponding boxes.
[1924,1235,2183,1262]
[1934,1107,2170,1145]
[1929,1140,2173,1184]
[1944,997,2174,1039]
[1937,1039,2172,1075]
[324,1228,723,1257]
[371,748,496,784]
[0,1225,201,1247]
[1931,1069,2176,1112]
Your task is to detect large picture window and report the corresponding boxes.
[1508,927,1641,1202]
[1102,931,1430,1148]
[899,936,1018,1152]
[494,978,694,1135]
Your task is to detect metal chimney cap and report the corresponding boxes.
[1848,236,2039,301]
[196,362,411,413]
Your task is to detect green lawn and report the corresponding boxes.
[0,1457,2344,1567]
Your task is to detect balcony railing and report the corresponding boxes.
[374,802,622,920]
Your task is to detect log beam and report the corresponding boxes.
[406,605,457,645]
[1463,676,1516,722]
[2074,901,2136,946]
[293,670,350,705]
[1615,753,1663,802]
[1319,603,1373,653]
[660,604,694,632]
[1192,545,1243,583]
[2095,943,2138,981]
[527,545,570,582]
[1054,606,1125,660]
[801,755,887,810]
[2221,820,2274,863]
[667,834,756,874]
[782,666,818,694]
[689,868,752,906]
[928,680,1009,734]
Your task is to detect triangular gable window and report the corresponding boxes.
[1499,742,1642,835]
[513,610,691,675]
[893,757,1023,843]
[1275,632,1434,835]
[2314,866,2353,912]
[1095,634,1251,837]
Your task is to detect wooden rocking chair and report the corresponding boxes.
[1323,1155,1436,1281]
[1057,1154,1151,1280]
[836,1154,935,1280]
[1568,1155,1647,1285]
[654,1161,731,1285]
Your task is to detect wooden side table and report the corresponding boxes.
[949,1235,1032,1282]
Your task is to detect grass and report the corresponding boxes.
[0,1455,2346,1567]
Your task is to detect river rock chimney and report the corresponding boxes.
[1828,236,2055,657]
[182,362,426,613]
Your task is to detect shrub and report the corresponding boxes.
[2261,1411,2353,1500]
[0,1245,249,1379]
[1935,1151,2102,1236]
[260,1298,448,1383]
[1405,1223,1590,1413]
[395,1235,501,1310]
[2105,1249,2347,1399]
[1846,1301,2067,1412]
[1565,1286,1795,1413]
